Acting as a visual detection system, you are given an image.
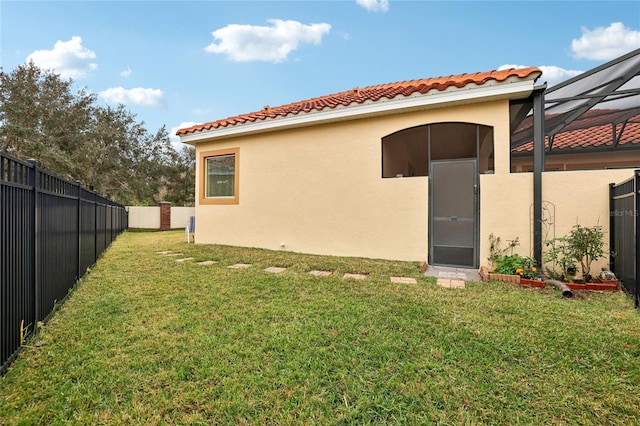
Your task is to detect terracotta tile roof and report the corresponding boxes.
[513,109,640,153]
[177,67,541,136]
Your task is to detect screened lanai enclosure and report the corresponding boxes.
[512,48,640,304]
[510,48,640,172]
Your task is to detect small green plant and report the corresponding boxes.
[488,234,538,279]
[544,236,577,282]
[544,223,607,282]
[493,253,539,279]
[487,233,520,268]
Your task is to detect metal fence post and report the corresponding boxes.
[27,159,39,340]
[76,181,82,282]
[94,190,98,265]
[635,170,640,309]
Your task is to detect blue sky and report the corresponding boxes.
[2,1,639,148]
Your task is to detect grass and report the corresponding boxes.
[1,230,639,425]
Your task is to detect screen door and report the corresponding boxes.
[430,159,478,268]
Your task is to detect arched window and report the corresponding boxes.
[382,122,494,177]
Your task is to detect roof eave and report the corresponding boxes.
[180,78,538,144]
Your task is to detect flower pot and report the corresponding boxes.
[596,277,620,286]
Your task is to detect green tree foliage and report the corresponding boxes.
[0,62,194,206]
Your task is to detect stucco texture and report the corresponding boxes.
[193,98,637,269]
[194,101,510,261]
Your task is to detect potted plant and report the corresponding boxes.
[544,224,616,291]
[565,224,607,283]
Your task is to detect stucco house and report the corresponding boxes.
[177,51,639,274]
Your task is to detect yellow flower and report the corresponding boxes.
[531,267,537,272]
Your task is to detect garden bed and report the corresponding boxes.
[479,267,619,292]
[565,279,619,291]
[478,266,545,288]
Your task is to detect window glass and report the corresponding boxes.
[199,148,239,205]
[206,154,235,198]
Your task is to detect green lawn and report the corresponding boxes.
[1,230,639,425]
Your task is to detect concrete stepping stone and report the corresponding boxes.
[343,273,367,280]
[175,257,194,263]
[439,272,468,280]
[165,253,182,257]
[424,266,480,282]
[264,267,287,274]
[228,263,252,269]
[197,260,217,266]
[390,277,418,284]
[156,251,172,254]
[437,278,466,289]
[309,270,332,277]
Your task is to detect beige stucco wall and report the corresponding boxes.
[194,100,510,261]
[479,172,533,267]
[540,169,634,276]
[479,167,636,277]
[192,98,637,268]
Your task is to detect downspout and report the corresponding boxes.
[532,85,547,267]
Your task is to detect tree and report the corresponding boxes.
[164,145,195,206]
[0,62,195,206]
[0,61,96,178]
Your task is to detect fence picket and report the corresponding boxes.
[0,153,128,373]
[610,170,640,308]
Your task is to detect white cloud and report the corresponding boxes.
[572,22,640,61]
[99,87,165,107]
[356,0,389,12]
[170,121,198,149]
[26,36,97,79]
[120,67,132,78]
[204,19,331,63]
[499,64,584,88]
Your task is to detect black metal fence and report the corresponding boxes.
[610,170,640,309]
[1,153,128,373]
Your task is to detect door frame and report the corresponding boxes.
[428,158,479,268]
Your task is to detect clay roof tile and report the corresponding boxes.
[177,67,541,136]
